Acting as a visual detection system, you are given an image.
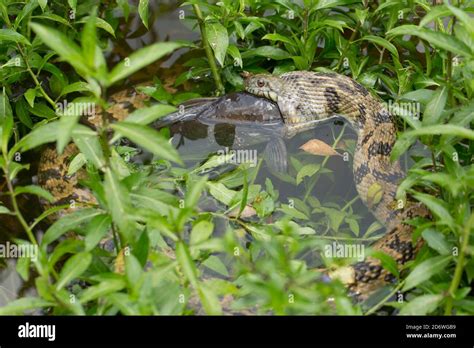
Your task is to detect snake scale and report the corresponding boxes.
[38,70,431,301]
[245,71,431,299]
[38,87,150,214]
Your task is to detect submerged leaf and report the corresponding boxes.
[300,139,341,157]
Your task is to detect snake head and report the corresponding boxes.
[243,73,283,102]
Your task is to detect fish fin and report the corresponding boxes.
[264,137,288,173]
[152,100,215,128]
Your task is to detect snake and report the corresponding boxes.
[37,70,431,302]
[37,87,151,216]
[244,70,431,299]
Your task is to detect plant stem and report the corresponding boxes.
[16,44,57,109]
[341,195,360,212]
[98,89,123,251]
[446,13,456,107]
[250,157,263,186]
[444,213,474,315]
[335,25,360,71]
[192,4,225,96]
[2,153,38,245]
[303,124,347,202]
[365,280,405,315]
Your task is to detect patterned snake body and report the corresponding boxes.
[245,71,431,299]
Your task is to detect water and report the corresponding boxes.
[0,1,426,306]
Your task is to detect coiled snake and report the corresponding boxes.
[245,71,431,299]
[38,71,431,301]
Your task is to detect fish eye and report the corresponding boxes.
[257,79,265,87]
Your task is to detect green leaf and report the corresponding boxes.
[72,133,105,169]
[42,208,102,245]
[446,4,474,37]
[57,115,80,154]
[0,29,31,45]
[1,91,13,152]
[233,21,245,39]
[131,190,178,219]
[241,46,292,60]
[31,14,71,26]
[392,125,474,161]
[132,229,149,266]
[78,16,115,37]
[48,239,83,267]
[205,21,229,67]
[346,218,360,236]
[197,283,222,315]
[296,164,320,185]
[321,207,345,230]
[14,185,55,203]
[387,25,473,57]
[315,0,360,10]
[0,298,54,315]
[60,82,92,97]
[81,10,97,69]
[412,192,455,229]
[27,102,56,119]
[80,279,126,304]
[421,172,462,197]
[422,229,451,255]
[227,45,242,68]
[68,0,77,11]
[423,86,447,126]
[400,89,435,105]
[399,294,443,315]
[237,171,249,218]
[15,1,38,28]
[30,23,90,75]
[0,205,11,214]
[190,221,214,245]
[104,167,133,241]
[16,254,31,281]
[111,122,182,165]
[108,42,183,86]
[38,0,48,10]
[138,0,149,28]
[262,33,295,46]
[280,204,309,220]
[206,182,237,206]
[56,252,92,290]
[418,5,451,27]
[124,104,177,125]
[202,255,229,277]
[176,241,199,288]
[35,276,54,302]
[403,124,474,139]
[125,254,143,287]
[359,35,399,58]
[185,175,208,208]
[371,251,399,277]
[24,88,36,107]
[85,214,111,251]
[67,153,87,176]
[106,293,138,315]
[402,255,452,291]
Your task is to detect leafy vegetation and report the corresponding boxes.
[0,0,473,315]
